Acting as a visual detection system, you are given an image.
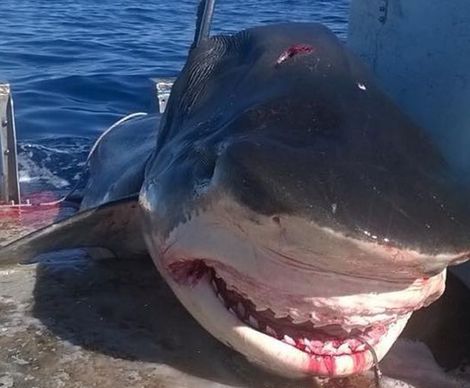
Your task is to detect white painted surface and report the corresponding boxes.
[347,0,470,175]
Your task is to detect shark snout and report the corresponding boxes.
[208,137,470,281]
[212,138,330,218]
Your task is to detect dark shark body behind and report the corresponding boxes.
[144,23,470,256]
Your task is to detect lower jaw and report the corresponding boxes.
[158,267,411,378]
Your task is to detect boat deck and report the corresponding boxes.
[0,208,469,387]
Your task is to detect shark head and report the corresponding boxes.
[140,23,470,378]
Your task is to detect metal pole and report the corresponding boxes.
[0,83,20,204]
[192,0,217,48]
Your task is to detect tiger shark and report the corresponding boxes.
[1,20,469,379]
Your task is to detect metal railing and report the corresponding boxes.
[0,78,174,207]
[0,83,20,205]
[153,78,175,114]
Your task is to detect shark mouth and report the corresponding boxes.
[141,196,455,378]
[165,259,415,378]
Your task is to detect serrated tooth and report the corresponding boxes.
[348,339,361,348]
[217,293,225,305]
[211,279,217,290]
[255,305,268,312]
[310,340,323,351]
[309,312,320,322]
[265,326,278,338]
[296,341,306,351]
[248,315,259,329]
[322,341,336,354]
[283,335,296,346]
[337,343,352,354]
[292,316,309,324]
[237,302,246,317]
[228,307,236,316]
[273,311,289,319]
[356,344,366,352]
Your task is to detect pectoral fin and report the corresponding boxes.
[0,196,145,266]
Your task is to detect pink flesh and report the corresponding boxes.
[276,44,314,65]
[210,272,387,354]
[167,259,394,364]
[0,191,63,228]
[168,259,208,286]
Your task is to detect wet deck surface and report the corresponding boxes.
[0,208,469,388]
[1,255,310,388]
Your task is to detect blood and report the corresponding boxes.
[307,354,336,376]
[306,350,370,376]
[351,352,367,373]
[26,190,60,205]
[168,259,209,286]
[323,355,336,376]
[276,44,314,65]
[0,191,64,228]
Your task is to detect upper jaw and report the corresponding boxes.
[144,186,469,283]
[152,195,453,325]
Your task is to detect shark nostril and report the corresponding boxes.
[192,148,218,198]
[272,216,281,225]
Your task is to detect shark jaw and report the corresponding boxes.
[162,261,414,378]
[140,196,456,378]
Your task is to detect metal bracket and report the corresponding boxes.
[153,78,176,114]
[0,83,20,205]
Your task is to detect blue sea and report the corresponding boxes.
[0,0,349,197]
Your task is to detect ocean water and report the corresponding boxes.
[1,0,350,139]
[1,0,350,196]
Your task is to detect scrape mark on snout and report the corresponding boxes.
[276,44,315,66]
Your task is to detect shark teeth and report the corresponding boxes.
[265,326,278,338]
[322,341,336,354]
[273,311,290,319]
[237,302,246,317]
[210,268,386,357]
[337,343,353,355]
[248,315,259,330]
[291,316,310,324]
[282,335,296,346]
[356,344,366,352]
